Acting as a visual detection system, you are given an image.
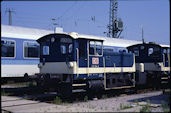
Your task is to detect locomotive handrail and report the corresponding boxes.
[163,54,165,67]
[87,42,90,76]
[113,63,116,72]
[103,57,106,89]
[168,53,170,68]
[76,48,79,78]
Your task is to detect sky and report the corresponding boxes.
[1,0,170,45]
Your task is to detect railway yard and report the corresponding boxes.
[1,82,170,112]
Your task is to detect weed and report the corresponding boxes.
[135,100,139,106]
[140,100,152,112]
[120,103,133,110]
[28,82,37,87]
[1,90,9,96]
[102,94,107,99]
[53,96,62,104]
[161,101,170,112]
[84,96,88,102]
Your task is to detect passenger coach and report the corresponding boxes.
[1,25,60,83]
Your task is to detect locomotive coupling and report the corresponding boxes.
[38,63,43,68]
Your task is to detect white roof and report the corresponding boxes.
[103,37,141,47]
[68,32,105,41]
[1,24,63,40]
[160,44,170,48]
[2,25,169,48]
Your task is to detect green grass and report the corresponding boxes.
[139,100,152,112]
[120,103,133,110]
[53,96,62,104]
[161,101,170,112]
[84,96,88,102]
[102,94,108,99]
[1,90,9,96]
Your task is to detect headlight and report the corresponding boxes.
[67,62,74,68]
[156,63,161,68]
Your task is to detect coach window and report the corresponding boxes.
[24,42,39,58]
[1,39,15,58]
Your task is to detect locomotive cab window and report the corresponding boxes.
[148,46,160,57]
[24,41,39,58]
[43,46,49,55]
[60,37,73,54]
[69,44,73,53]
[89,41,102,56]
[134,50,139,56]
[60,45,66,54]
[1,39,15,58]
[168,48,170,54]
[148,48,153,56]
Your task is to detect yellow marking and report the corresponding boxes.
[72,84,86,87]
[105,86,134,90]
[161,77,168,80]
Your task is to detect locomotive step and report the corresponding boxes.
[161,77,168,80]
[72,83,87,87]
[72,89,86,93]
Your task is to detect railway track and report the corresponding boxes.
[2,90,169,113]
[1,82,162,104]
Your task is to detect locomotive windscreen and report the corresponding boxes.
[39,34,74,62]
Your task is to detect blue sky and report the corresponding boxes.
[1,0,170,45]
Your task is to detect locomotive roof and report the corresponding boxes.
[37,32,141,46]
[69,32,106,41]
[127,42,170,48]
[37,32,106,41]
[1,24,62,40]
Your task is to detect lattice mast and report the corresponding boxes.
[108,0,123,38]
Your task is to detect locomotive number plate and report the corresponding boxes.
[92,57,99,64]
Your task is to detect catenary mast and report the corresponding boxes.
[108,0,123,38]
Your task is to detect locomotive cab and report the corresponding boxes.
[37,33,104,79]
[127,42,170,88]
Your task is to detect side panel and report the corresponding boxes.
[1,65,39,77]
